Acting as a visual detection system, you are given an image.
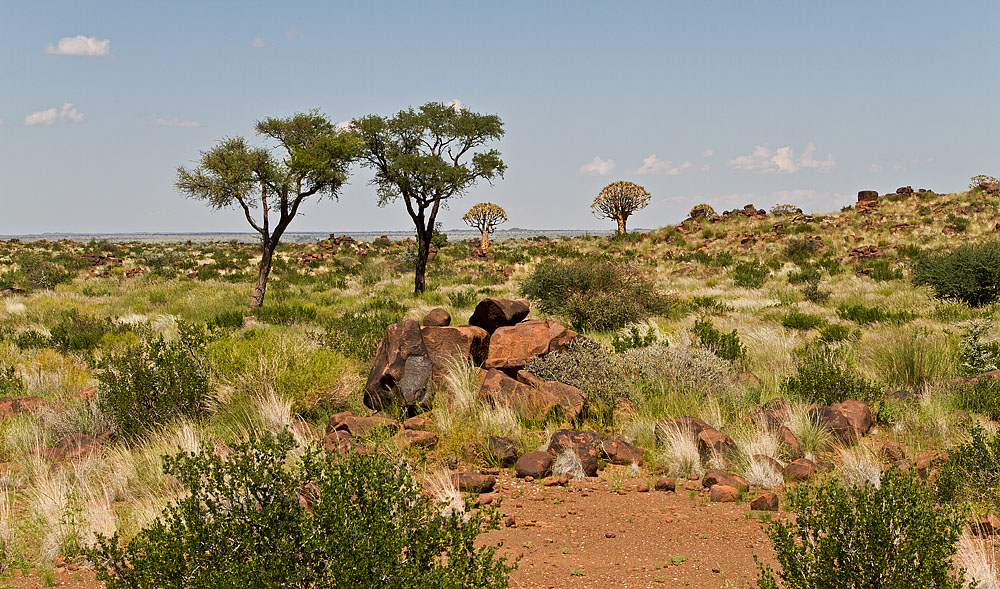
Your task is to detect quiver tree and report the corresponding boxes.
[176,111,359,307]
[354,102,505,295]
[462,202,507,253]
[591,180,651,235]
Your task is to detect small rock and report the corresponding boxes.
[504,515,516,527]
[654,477,676,492]
[750,492,779,511]
[709,484,740,502]
[605,532,616,538]
[637,481,650,493]
[396,429,438,448]
[451,472,496,494]
[422,307,451,327]
[515,450,553,479]
[782,458,815,482]
[702,469,749,492]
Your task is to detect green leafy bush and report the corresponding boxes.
[780,309,826,331]
[837,304,916,325]
[912,240,1000,306]
[958,319,1000,375]
[730,260,769,289]
[525,338,635,418]
[447,288,478,309]
[323,297,407,361]
[868,259,904,282]
[0,365,24,396]
[49,310,111,354]
[783,237,822,263]
[96,323,213,440]
[691,317,745,363]
[818,323,853,343]
[207,310,245,331]
[89,433,513,588]
[936,424,1000,512]
[610,326,658,353]
[520,259,673,331]
[255,301,318,326]
[757,468,966,589]
[782,351,881,406]
[953,377,1000,421]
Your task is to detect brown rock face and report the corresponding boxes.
[547,429,604,477]
[750,492,779,511]
[396,429,439,448]
[782,458,815,482]
[365,320,433,408]
[709,484,740,502]
[702,469,749,492]
[0,396,47,418]
[483,436,519,466]
[43,432,111,461]
[420,325,490,377]
[778,426,804,459]
[857,190,879,209]
[451,472,496,494]
[327,412,400,438]
[654,477,676,492]
[809,400,872,443]
[485,320,554,371]
[601,437,644,466]
[422,307,451,327]
[697,428,736,458]
[516,370,586,421]
[515,450,553,478]
[481,368,559,420]
[469,298,530,333]
[402,414,434,431]
[655,416,711,441]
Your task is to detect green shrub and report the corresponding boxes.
[525,338,635,419]
[208,310,245,331]
[691,317,745,363]
[783,237,822,263]
[14,329,51,350]
[868,259,904,282]
[96,323,213,440]
[520,259,673,331]
[12,251,74,290]
[89,433,513,588]
[945,213,971,233]
[953,377,1000,421]
[757,468,966,589]
[786,264,821,285]
[837,304,916,325]
[447,288,478,309]
[730,260,769,289]
[323,298,407,361]
[798,278,830,303]
[818,323,853,343]
[610,326,658,353]
[255,301,318,326]
[912,240,1000,306]
[958,320,1000,375]
[49,310,111,354]
[0,365,24,396]
[782,351,881,406]
[936,424,1000,513]
[780,309,826,331]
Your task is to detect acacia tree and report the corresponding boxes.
[176,112,359,307]
[354,102,505,295]
[591,180,651,235]
[462,202,507,253]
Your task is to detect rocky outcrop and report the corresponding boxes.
[364,320,433,408]
[547,429,604,477]
[420,325,489,377]
[422,307,451,327]
[469,298,530,333]
[809,399,872,444]
[485,320,579,371]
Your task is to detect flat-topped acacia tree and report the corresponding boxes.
[176,112,359,307]
[592,180,651,235]
[463,202,507,253]
[354,102,505,295]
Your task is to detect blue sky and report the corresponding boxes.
[1,1,998,234]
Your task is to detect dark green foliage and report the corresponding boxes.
[837,304,916,325]
[757,469,966,588]
[208,310,245,330]
[912,240,1000,306]
[447,288,478,309]
[868,259,904,282]
[519,259,673,331]
[936,425,1000,512]
[611,326,658,353]
[786,264,821,285]
[12,251,74,290]
[96,323,212,440]
[730,260,769,289]
[429,222,449,248]
[945,213,971,233]
[49,310,111,354]
[14,330,51,350]
[782,351,881,406]
[323,297,407,361]
[783,237,822,263]
[89,433,512,589]
[953,377,1000,421]
[689,295,732,314]
[818,323,853,343]
[798,277,830,303]
[958,320,1000,375]
[896,243,924,259]
[781,309,826,331]
[692,317,745,363]
[255,301,318,326]
[0,365,24,396]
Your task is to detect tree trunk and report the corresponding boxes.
[617,216,627,235]
[480,229,490,253]
[414,229,430,295]
[249,241,275,308]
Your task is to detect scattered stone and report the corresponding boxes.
[637,481,650,493]
[654,477,676,492]
[750,493,779,511]
[605,532,616,538]
[809,399,872,443]
[483,436,519,467]
[547,429,604,477]
[396,429,438,448]
[709,484,740,502]
[451,472,496,494]
[600,437,644,466]
[880,440,906,462]
[475,493,495,507]
[697,427,736,458]
[327,412,400,438]
[0,396,47,418]
[481,369,559,421]
[516,371,586,421]
[543,475,570,487]
[43,432,111,461]
[515,450,553,479]
[469,298,530,333]
[856,190,879,210]
[782,458,815,482]
[403,414,434,431]
[422,307,451,327]
[753,455,784,478]
[702,469,749,492]
[504,515,516,527]
[778,426,804,459]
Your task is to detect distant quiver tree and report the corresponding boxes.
[175,111,359,307]
[462,202,507,253]
[592,181,651,235]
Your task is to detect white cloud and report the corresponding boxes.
[701,149,714,157]
[284,29,304,41]
[250,37,269,48]
[45,35,110,56]
[579,156,615,176]
[631,154,701,176]
[151,117,202,128]
[728,143,835,174]
[445,99,465,112]
[334,120,353,131]
[24,103,85,126]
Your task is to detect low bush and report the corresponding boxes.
[818,323,853,343]
[49,310,112,354]
[757,468,967,588]
[691,317,745,363]
[610,325,658,353]
[627,344,736,397]
[952,377,1000,421]
[783,237,822,262]
[781,309,826,331]
[525,338,635,419]
[868,259,904,282]
[912,240,1000,306]
[958,319,1000,376]
[520,259,673,331]
[323,297,407,361]
[865,327,955,390]
[0,365,24,396]
[730,260,769,289]
[207,310,245,331]
[89,432,513,588]
[837,304,916,325]
[255,301,318,326]
[96,323,213,440]
[936,424,1000,512]
[782,351,881,406]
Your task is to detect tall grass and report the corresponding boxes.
[861,326,956,390]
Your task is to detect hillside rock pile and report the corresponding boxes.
[856,190,879,210]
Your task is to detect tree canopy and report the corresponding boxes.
[463,202,507,253]
[354,102,505,294]
[591,181,651,235]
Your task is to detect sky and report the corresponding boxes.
[1,1,998,234]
